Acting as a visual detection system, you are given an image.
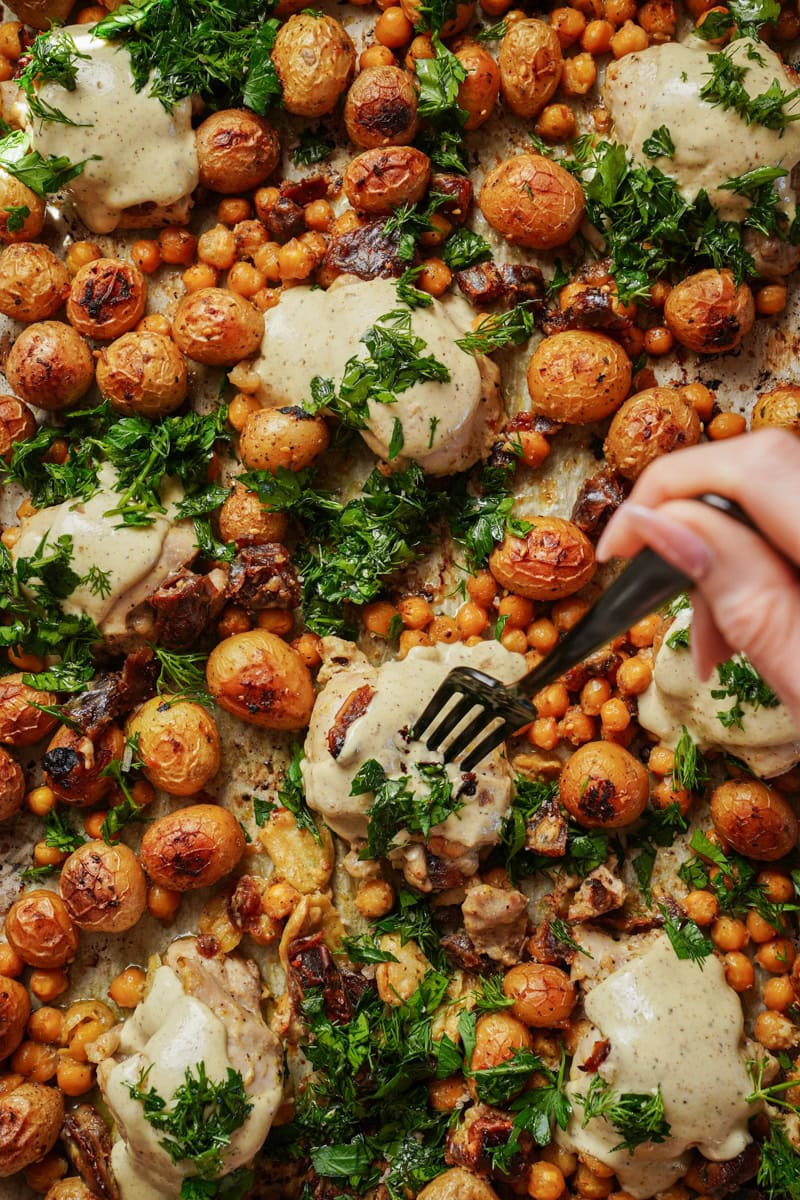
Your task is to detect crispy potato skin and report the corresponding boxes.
[344,66,419,149]
[470,1011,532,1074]
[6,321,94,411]
[527,330,632,423]
[239,406,330,472]
[44,1181,99,1200]
[0,171,44,242]
[479,153,584,250]
[0,676,58,748]
[502,962,576,1027]
[0,244,70,323]
[66,258,147,341]
[59,840,147,933]
[452,39,500,130]
[96,330,188,418]
[344,147,431,215]
[751,385,800,434]
[44,724,125,808]
[559,741,649,829]
[218,482,289,544]
[499,20,562,118]
[0,395,35,463]
[489,516,595,601]
[128,697,221,797]
[664,269,755,353]
[140,803,246,891]
[206,629,314,729]
[173,287,264,365]
[0,1082,64,1177]
[711,780,798,861]
[0,746,24,821]
[272,13,356,117]
[0,978,30,1060]
[5,889,79,968]
[417,1170,500,1200]
[604,387,701,480]
[196,108,280,193]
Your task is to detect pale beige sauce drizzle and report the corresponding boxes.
[637,608,800,776]
[557,935,755,1198]
[229,277,487,475]
[21,26,198,233]
[604,36,800,222]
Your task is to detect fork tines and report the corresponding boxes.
[413,667,536,772]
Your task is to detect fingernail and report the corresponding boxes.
[617,505,713,580]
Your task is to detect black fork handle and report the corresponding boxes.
[515,492,756,698]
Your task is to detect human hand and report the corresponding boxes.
[596,429,800,728]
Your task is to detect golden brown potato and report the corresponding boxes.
[664,269,755,354]
[499,20,562,118]
[0,675,57,747]
[218,481,289,544]
[0,169,45,243]
[45,1179,99,1200]
[489,516,595,601]
[96,330,187,418]
[0,1082,64,1177]
[344,147,431,215]
[272,13,356,117]
[140,803,246,891]
[0,243,69,323]
[604,387,702,481]
[344,66,420,149]
[417,1170,500,1200]
[4,889,79,968]
[0,395,36,462]
[710,780,798,861]
[479,153,584,250]
[502,962,576,1028]
[6,0,72,28]
[527,330,632,423]
[59,840,147,934]
[239,406,330,473]
[751,385,800,434]
[0,746,24,822]
[173,287,264,366]
[5,321,94,411]
[195,108,280,194]
[559,741,649,828]
[0,978,29,1060]
[399,0,474,35]
[470,1010,533,1074]
[206,629,314,729]
[66,258,147,341]
[43,723,125,807]
[127,697,221,797]
[452,39,500,130]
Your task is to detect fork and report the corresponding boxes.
[412,494,754,772]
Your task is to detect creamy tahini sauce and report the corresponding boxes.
[637,608,800,776]
[102,965,278,1200]
[11,464,184,626]
[22,27,198,233]
[229,277,490,476]
[604,36,800,222]
[303,639,526,857]
[557,935,756,1198]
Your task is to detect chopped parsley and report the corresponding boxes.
[253,743,321,843]
[489,1048,573,1172]
[659,905,714,966]
[700,47,800,132]
[471,974,515,1013]
[641,125,675,159]
[444,459,532,571]
[711,656,780,729]
[292,128,334,166]
[0,128,91,199]
[500,775,609,880]
[455,303,537,355]
[441,227,492,271]
[476,17,507,40]
[152,647,213,709]
[395,265,434,310]
[19,28,91,127]
[577,1076,671,1153]
[696,0,780,40]
[757,1121,800,1200]
[671,726,709,792]
[354,758,464,859]
[415,34,467,122]
[383,192,449,262]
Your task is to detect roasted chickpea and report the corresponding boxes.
[0,1082,63,1177]
[400,0,474,35]
[710,780,798,862]
[0,676,57,747]
[0,978,29,1060]
[0,243,69,322]
[239,405,331,473]
[66,258,147,340]
[128,697,221,797]
[604,387,702,480]
[344,66,419,148]
[344,146,431,214]
[417,1170,500,1200]
[751,386,800,435]
[140,803,246,891]
[0,170,44,243]
[43,723,125,807]
[527,330,632,423]
[490,516,595,601]
[59,840,147,934]
[0,746,24,821]
[5,321,94,411]
[479,153,585,250]
[560,741,649,828]
[173,287,264,365]
[471,1010,533,1076]
[195,108,280,193]
[0,396,35,463]
[499,19,562,118]
[664,269,755,354]
[218,481,289,544]
[272,13,356,116]
[503,962,576,1027]
[451,38,501,129]
[206,629,314,729]
[5,890,78,968]
[96,330,187,419]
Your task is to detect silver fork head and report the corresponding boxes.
[413,667,536,770]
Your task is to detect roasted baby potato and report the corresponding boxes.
[604,386,701,480]
[59,840,147,933]
[452,39,500,130]
[0,746,24,821]
[559,741,649,828]
[6,0,73,28]
[0,977,29,1060]
[0,243,69,322]
[479,153,584,250]
[527,330,632,423]
[140,803,246,891]
[272,13,356,117]
[5,322,94,411]
[343,146,431,214]
[0,395,36,463]
[239,406,331,473]
[127,697,221,797]
[0,170,44,242]
[489,516,595,600]
[502,962,576,1027]
[499,20,562,118]
[344,66,419,149]
[43,723,125,807]
[173,287,264,365]
[207,629,314,729]
[0,1082,64,1177]
[664,269,755,353]
[0,675,57,747]
[417,1170,500,1200]
[4,889,79,968]
[711,779,798,861]
[66,258,147,340]
[218,481,289,544]
[470,1010,533,1074]
[196,108,281,193]
[96,330,188,418]
[751,385,800,434]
